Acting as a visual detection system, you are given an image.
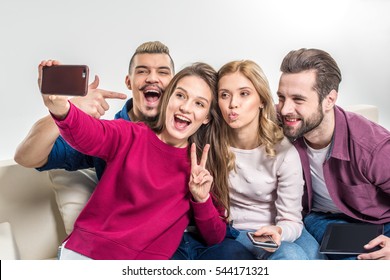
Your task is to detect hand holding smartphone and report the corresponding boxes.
[40,65,89,96]
[247,232,279,249]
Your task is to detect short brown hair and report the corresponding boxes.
[280,48,342,102]
[128,41,174,74]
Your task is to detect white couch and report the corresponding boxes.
[0,163,97,260]
[0,160,66,259]
[0,105,380,260]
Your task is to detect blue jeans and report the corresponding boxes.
[235,228,325,260]
[171,231,256,260]
[304,212,390,260]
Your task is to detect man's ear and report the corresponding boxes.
[125,75,132,90]
[324,89,338,111]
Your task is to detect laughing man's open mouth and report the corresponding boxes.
[141,84,163,104]
[144,89,161,103]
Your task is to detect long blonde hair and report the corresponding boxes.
[218,60,284,172]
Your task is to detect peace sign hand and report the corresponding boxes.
[189,143,213,203]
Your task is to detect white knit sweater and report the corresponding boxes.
[229,137,304,242]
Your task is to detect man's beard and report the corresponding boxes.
[282,104,324,141]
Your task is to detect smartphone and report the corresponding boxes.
[40,65,89,96]
[247,232,279,249]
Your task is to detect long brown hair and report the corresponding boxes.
[152,62,230,219]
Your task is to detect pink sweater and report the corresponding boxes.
[54,103,226,259]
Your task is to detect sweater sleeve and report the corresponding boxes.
[190,195,226,245]
[52,102,128,162]
[275,143,304,242]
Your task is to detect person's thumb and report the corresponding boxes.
[88,75,99,89]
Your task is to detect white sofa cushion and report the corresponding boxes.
[0,160,65,259]
[344,104,378,123]
[48,169,97,235]
[0,222,19,259]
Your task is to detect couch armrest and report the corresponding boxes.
[0,160,67,259]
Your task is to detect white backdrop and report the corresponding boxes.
[1,0,389,161]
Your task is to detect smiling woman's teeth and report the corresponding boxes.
[174,115,191,129]
[175,115,190,123]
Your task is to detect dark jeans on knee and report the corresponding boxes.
[304,211,390,260]
[171,226,255,260]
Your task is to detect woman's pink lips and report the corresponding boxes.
[228,112,238,121]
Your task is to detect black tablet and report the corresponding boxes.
[319,223,383,255]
